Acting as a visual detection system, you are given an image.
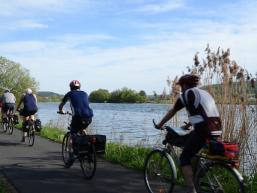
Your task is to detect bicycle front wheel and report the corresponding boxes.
[62,132,74,168]
[195,162,244,193]
[80,144,96,180]
[144,149,176,193]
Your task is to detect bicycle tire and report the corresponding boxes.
[62,132,74,168]
[80,144,96,180]
[195,162,245,193]
[144,149,176,193]
[28,125,35,146]
[8,118,14,135]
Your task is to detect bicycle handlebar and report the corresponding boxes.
[57,111,72,116]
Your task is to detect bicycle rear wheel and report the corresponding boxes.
[195,162,244,193]
[144,149,176,193]
[28,126,35,146]
[62,132,74,168]
[8,118,14,134]
[80,144,96,180]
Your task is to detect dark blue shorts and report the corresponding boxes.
[19,109,37,117]
[2,103,15,113]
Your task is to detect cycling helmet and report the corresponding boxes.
[4,89,10,93]
[25,88,33,94]
[177,74,200,87]
[69,80,81,90]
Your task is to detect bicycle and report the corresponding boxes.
[58,111,97,180]
[144,120,245,193]
[2,110,15,134]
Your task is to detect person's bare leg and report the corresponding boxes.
[21,116,28,142]
[182,165,196,193]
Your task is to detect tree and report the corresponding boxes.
[89,89,110,103]
[0,56,39,99]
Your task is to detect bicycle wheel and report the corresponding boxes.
[8,118,14,134]
[144,149,176,193]
[80,144,96,179]
[195,162,244,193]
[62,132,74,168]
[28,125,35,146]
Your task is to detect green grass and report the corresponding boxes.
[104,143,152,170]
[0,177,8,193]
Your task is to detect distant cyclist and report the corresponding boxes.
[58,80,93,134]
[1,89,16,122]
[17,88,38,142]
[155,74,222,193]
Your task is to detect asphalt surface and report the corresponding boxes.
[0,127,185,193]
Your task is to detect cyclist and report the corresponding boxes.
[155,74,222,193]
[58,80,93,134]
[17,88,38,142]
[1,89,16,123]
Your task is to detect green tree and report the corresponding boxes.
[89,89,110,103]
[109,87,146,103]
[0,56,38,99]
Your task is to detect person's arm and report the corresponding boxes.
[16,95,24,111]
[156,98,184,129]
[156,108,177,129]
[33,94,37,104]
[58,93,69,113]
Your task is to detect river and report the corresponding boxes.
[37,102,187,146]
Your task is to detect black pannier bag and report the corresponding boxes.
[35,119,42,132]
[73,134,106,155]
[164,126,192,147]
[73,135,91,155]
[92,135,106,154]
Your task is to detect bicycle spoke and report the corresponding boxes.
[195,163,244,193]
[144,150,175,193]
[62,133,74,168]
[80,145,96,179]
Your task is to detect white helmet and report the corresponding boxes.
[25,88,33,94]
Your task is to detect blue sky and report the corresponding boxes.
[0,0,256,94]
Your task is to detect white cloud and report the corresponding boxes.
[136,0,185,13]
[0,0,90,16]
[5,20,48,30]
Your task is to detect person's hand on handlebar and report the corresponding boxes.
[181,121,192,130]
[57,109,65,114]
[152,119,164,130]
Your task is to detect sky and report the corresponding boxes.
[0,0,256,95]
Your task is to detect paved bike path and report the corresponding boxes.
[0,128,185,193]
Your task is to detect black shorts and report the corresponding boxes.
[70,117,92,133]
[19,109,37,117]
[2,103,15,113]
[179,120,222,166]
[179,130,206,167]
